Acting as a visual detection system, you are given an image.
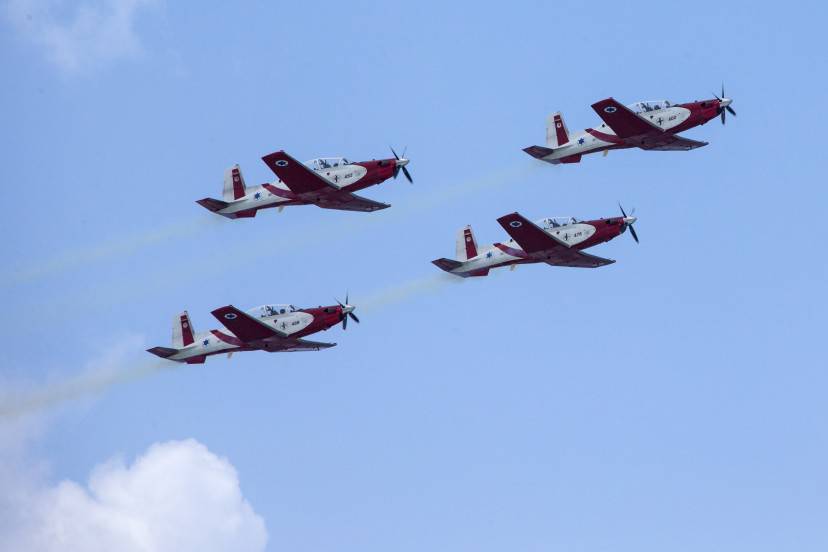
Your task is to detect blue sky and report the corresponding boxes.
[1,1,827,550]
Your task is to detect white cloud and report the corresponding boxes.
[0,438,269,552]
[5,0,159,74]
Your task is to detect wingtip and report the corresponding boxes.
[209,305,235,318]
[496,212,521,222]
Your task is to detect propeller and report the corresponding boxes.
[713,83,736,125]
[619,203,639,244]
[390,146,413,184]
[336,292,360,330]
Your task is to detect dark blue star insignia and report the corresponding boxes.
[486,251,493,258]
[254,191,261,200]
[578,137,585,145]
[203,339,209,346]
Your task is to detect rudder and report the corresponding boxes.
[223,165,247,201]
[172,311,195,348]
[456,225,478,261]
[546,112,570,147]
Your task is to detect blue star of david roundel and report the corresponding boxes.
[604,106,617,113]
[275,160,289,167]
[510,220,522,228]
[224,313,238,320]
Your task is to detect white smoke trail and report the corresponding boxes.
[360,272,466,314]
[1,215,223,288]
[0,335,173,420]
[3,160,538,290]
[4,161,542,332]
[0,272,469,419]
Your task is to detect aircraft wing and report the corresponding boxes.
[545,249,615,268]
[314,193,390,212]
[638,134,709,151]
[262,150,337,195]
[497,213,615,268]
[283,338,337,352]
[591,98,663,138]
[210,305,288,343]
[261,150,389,212]
[496,212,565,254]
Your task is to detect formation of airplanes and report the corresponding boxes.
[151,88,733,362]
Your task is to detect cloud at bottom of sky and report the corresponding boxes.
[0,437,268,552]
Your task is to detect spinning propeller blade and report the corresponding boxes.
[336,292,361,330]
[713,84,736,125]
[619,203,639,244]
[391,146,413,184]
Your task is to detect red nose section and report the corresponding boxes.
[297,305,345,336]
[354,158,398,186]
[678,99,722,126]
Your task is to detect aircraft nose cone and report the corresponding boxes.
[342,305,355,314]
[624,216,637,225]
[395,158,410,167]
[719,98,732,107]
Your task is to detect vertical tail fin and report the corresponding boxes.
[172,311,195,348]
[223,165,247,201]
[546,112,570,147]
[456,225,478,261]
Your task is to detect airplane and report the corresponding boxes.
[432,206,639,278]
[197,148,413,218]
[146,295,361,364]
[524,86,736,164]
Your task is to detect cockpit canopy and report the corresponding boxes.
[537,217,580,229]
[306,157,351,171]
[628,100,673,113]
[247,304,298,318]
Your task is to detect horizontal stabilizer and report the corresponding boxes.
[523,145,556,159]
[196,197,229,213]
[147,346,178,359]
[432,258,463,272]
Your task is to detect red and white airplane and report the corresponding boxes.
[197,148,412,218]
[524,87,736,164]
[147,296,360,364]
[432,206,639,277]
